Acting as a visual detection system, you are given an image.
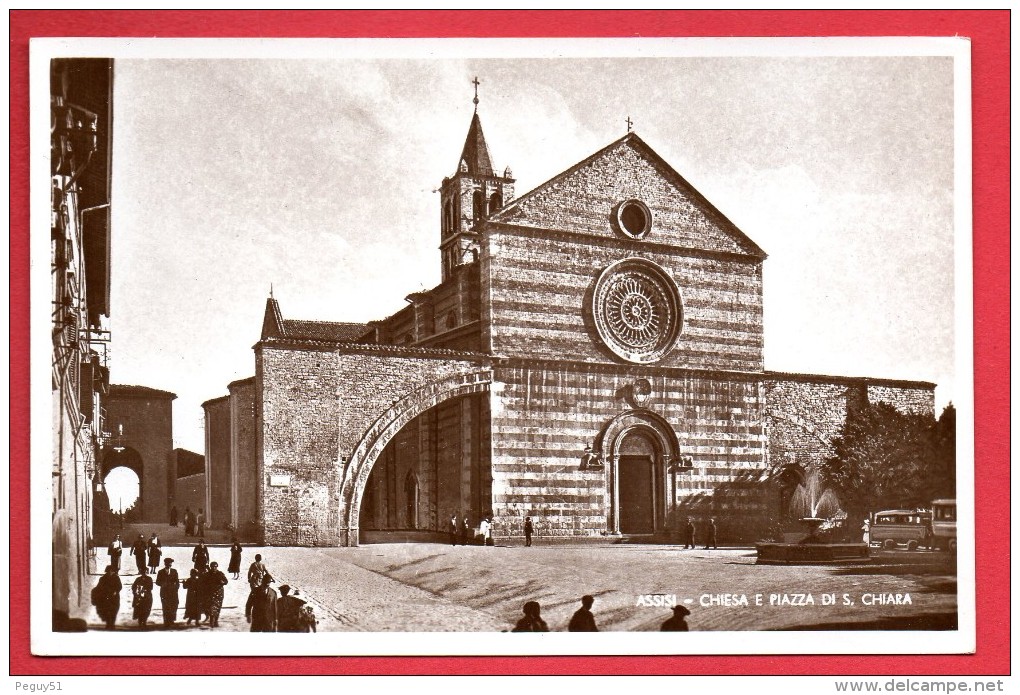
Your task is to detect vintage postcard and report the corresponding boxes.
[33,36,974,656]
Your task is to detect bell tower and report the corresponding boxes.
[439,77,515,281]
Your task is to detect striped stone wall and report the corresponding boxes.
[483,226,764,372]
[489,361,768,543]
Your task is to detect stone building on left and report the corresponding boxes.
[50,58,114,627]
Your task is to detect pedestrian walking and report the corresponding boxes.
[228,540,243,580]
[292,589,318,633]
[479,517,492,547]
[661,605,691,631]
[155,558,180,627]
[183,568,202,626]
[204,561,228,628]
[184,507,194,536]
[130,534,148,575]
[169,505,178,527]
[192,539,210,571]
[194,565,211,623]
[92,565,122,630]
[131,573,154,628]
[196,508,206,538]
[683,518,696,549]
[703,518,718,549]
[568,595,598,632]
[524,516,533,547]
[450,513,459,546]
[108,534,123,572]
[147,537,163,575]
[861,518,871,545]
[511,601,549,632]
[246,554,271,622]
[461,515,471,545]
[247,553,269,588]
[277,584,308,633]
[250,575,278,632]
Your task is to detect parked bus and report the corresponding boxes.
[930,498,957,551]
[870,510,929,550]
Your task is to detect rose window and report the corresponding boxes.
[591,258,682,363]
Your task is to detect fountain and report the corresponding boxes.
[756,472,870,565]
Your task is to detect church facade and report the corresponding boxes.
[206,105,934,547]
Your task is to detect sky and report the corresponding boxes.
[106,45,959,452]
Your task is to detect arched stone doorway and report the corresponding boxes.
[597,410,682,536]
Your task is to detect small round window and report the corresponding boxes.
[614,199,652,239]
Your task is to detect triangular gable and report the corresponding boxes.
[488,133,765,259]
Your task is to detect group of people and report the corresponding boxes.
[446,514,716,550]
[168,506,206,538]
[449,513,495,546]
[681,517,719,550]
[106,532,165,575]
[244,554,317,633]
[511,596,691,632]
[91,536,316,632]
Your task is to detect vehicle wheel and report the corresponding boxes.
[948,539,957,552]
[883,539,896,550]
[907,540,918,551]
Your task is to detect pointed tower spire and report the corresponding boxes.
[458,112,494,177]
[437,78,514,281]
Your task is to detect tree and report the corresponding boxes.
[925,403,957,501]
[821,402,956,530]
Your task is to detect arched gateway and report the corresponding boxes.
[338,368,492,546]
[256,328,492,547]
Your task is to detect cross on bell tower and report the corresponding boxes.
[437,78,515,281]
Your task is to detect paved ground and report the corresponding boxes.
[86,539,956,633]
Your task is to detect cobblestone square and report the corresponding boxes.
[87,540,957,634]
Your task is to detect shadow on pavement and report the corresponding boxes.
[775,612,958,631]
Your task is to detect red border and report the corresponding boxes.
[10,10,1009,676]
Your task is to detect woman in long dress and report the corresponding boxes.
[147,541,162,576]
[204,561,229,628]
[132,573,154,628]
[94,565,122,630]
[227,540,243,580]
[182,568,202,626]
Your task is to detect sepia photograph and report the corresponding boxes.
[34,35,974,658]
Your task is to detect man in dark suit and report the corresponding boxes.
[250,575,278,632]
[130,534,148,574]
[155,558,180,627]
[684,518,696,549]
[704,518,719,549]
